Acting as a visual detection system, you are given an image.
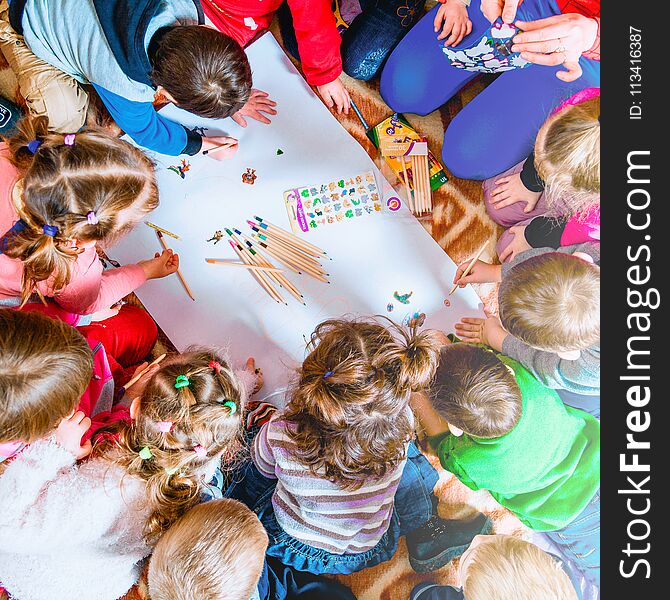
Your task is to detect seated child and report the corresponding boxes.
[484,89,600,262]
[202,0,351,113]
[148,498,357,600]
[454,243,600,415]
[411,343,600,587]
[410,535,581,600]
[0,117,178,321]
[0,347,255,600]
[0,0,264,157]
[227,318,491,575]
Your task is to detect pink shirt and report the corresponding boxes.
[0,146,146,316]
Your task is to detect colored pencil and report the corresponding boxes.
[399,155,414,214]
[202,139,238,156]
[251,234,328,279]
[124,353,166,390]
[251,225,320,262]
[251,235,329,283]
[252,230,323,269]
[449,241,490,295]
[250,236,303,275]
[145,221,181,240]
[253,216,327,257]
[205,259,284,273]
[156,231,195,301]
[349,98,369,130]
[227,239,283,303]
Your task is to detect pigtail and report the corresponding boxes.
[4,115,50,170]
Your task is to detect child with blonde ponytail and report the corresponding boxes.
[0,116,177,320]
[0,347,259,600]
[227,317,492,575]
[484,89,600,262]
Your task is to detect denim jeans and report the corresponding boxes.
[220,440,439,575]
[278,0,427,81]
[544,489,600,588]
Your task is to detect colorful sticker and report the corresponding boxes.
[242,168,257,185]
[386,196,401,212]
[167,159,191,179]
[393,290,413,304]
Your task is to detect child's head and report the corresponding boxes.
[460,535,578,600]
[3,116,159,304]
[148,498,268,600]
[0,309,93,443]
[151,26,252,119]
[284,317,442,489]
[499,252,600,356]
[93,349,245,539]
[534,95,600,216]
[431,344,521,439]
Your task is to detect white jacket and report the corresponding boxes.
[0,439,151,600]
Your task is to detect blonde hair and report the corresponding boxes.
[462,536,578,600]
[93,349,245,541]
[283,317,442,489]
[535,96,600,217]
[499,253,600,352]
[2,116,158,306]
[148,499,268,600]
[0,308,92,443]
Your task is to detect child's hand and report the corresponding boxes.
[201,136,239,161]
[245,357,264,395]
[138,250,180,280]
[499,225,532,262]
[453,259,502,287]
[455,313,508,351]
[435,0,472,47]
[317,79,351,115]
[231,89,278,127]
[490,172,542,212]
[481,0,520,23]
[55,411,92,460]
[124,361,162,401]
[89,304,121,323]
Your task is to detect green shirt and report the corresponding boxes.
[432,355,600,531]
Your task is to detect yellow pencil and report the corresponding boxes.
[449,241,490,295]
[156,231,195,301]
[124,353,167,389]
[145,221,181,240]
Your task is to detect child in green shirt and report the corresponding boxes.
[411,343,600,588]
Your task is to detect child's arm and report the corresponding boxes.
[453,259,502,288]
[410,392,451,438]
[454,314,509,352]
[435,0,473,48]
[250,421,279,479]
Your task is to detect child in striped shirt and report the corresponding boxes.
[227,318,491,575]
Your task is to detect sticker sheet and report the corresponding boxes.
[283,170,383,234]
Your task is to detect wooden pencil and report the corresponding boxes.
[205,259,284,273]
[253,237,328,278]
[399,155,414,214]
[250,236,303,275]
[123,353,167,390]
[449,241,490,295]
[252,235,329,283]
[252,230,323,270]
[145,221,180,240]
[422,153,432,213]
[252,216,327,257]
[252,226,320,264]
[227,240,284,303]
[156,231,195,301]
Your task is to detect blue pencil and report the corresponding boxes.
[349,98,369,131]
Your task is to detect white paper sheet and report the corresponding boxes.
[109,33,485,401]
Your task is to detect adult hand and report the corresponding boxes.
[499,225,532,262]
[201,136,239,161]
[453,259,502,287]
[55,411,92,460]
[231,89,278,127]
[435,0,472,47]
[138,249,180,280]
[480,0,521,24]
[490,172,542,212]
[317,78,351,115]
[512,13,599,82]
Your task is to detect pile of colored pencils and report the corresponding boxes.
[206,216,330,305]
[409,151,432,216]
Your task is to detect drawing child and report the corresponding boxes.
[411,342,600,587]
[0,348,256,600]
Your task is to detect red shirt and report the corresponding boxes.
[202,0,343,86]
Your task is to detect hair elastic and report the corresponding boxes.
[165,466,179,476]
[193,445,207,457]
[323,371,333,379]
[86,211,99,225]
[27,140,42,154]
[174,375,190,389]
[223,400,237,415]
[63,134,76,146]
[139,446,153,460]
[156,421,173,433]
[208,360,222,373]
[42,224,58,237]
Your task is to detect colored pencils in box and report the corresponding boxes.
[155,230,195,301]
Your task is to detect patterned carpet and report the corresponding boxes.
[0,19,526,600]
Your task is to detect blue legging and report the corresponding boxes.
[379,0,600,180]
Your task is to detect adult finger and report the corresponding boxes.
[514,15,565,36]
[512,40,562,54]
[501,0,519,23]
[556,60,583,82]
[520,51,564,66]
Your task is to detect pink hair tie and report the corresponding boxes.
[193,445,207,458]
[156,421,173,433]
[63,134,76,147]
[86,211,99,225]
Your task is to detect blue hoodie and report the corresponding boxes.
[10,0,205,155]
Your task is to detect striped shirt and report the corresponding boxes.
[252,416,409,555]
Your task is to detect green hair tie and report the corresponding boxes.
[223,400,237,415]
[139,446,153,460]
[174,375,190,389]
